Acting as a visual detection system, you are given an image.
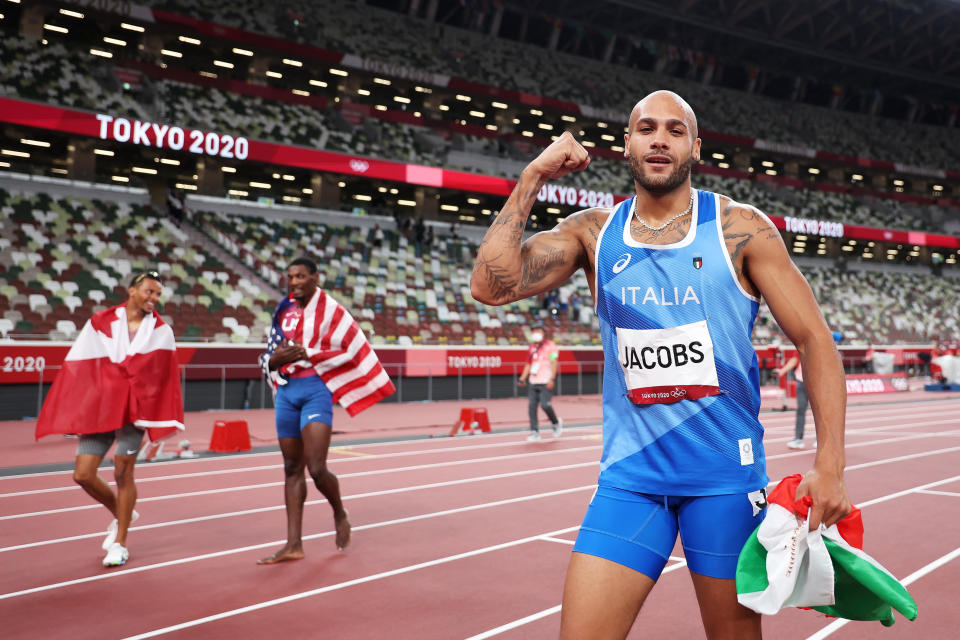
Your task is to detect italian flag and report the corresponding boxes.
[736,474,917,626]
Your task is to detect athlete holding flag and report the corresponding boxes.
[258,257,395,564]
[471,90,851,639]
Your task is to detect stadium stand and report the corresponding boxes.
[0,178,277,343]
[2,169,956,347]
[143,0,960,170]
[2,18,954,235]
[0,2,957,349]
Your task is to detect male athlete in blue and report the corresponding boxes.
[471,91,852,639]
[258,258,351,563]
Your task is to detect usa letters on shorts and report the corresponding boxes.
[616,320,722,404]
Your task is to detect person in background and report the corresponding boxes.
[778,330,843,448]
[518,323,563,441]
[775,354,809,449]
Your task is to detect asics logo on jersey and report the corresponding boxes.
[612,253,631,274]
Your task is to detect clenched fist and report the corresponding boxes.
[526,131,591,181]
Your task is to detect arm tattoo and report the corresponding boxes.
[520,245,565,289]
[477,257,518,300]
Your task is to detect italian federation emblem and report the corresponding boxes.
[693,256,703,270]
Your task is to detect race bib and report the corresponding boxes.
[617,320,722,404]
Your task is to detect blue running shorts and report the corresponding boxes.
[572,485,766,580]
[274,375,334,439]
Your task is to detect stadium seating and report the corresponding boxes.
[0,185,275,342]
[0,34,149,120]
[143,0,960,169]
[2,5,959,347]
[0,27,953,233]
[195,207,598,346]
[1,175,957,345]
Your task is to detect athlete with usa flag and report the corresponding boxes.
[471,90,851,639]
[258,257,395,564]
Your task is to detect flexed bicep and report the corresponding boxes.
[471,133,594,306]
[473,229,582,304]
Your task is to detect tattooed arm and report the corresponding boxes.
[470,132,592,306]
[723,199,851,530]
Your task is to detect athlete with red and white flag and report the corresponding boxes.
[258,257,395,564]
[36,270,184,567]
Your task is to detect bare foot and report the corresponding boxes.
[335,511,351,551]
[257,545,305,565]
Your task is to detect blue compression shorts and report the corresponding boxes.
[572,485,766,580]
[274,375,334,439]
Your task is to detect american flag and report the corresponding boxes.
[261,291,395,416]
[259,296,294,387]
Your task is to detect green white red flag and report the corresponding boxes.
[736,474,917,626]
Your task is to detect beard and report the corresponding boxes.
[628,151,693,194]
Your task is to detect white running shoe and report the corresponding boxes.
[102,509,140,550]
[103,543,129,567]
[526,431,542,442]
[786,439,805,450]
[552,418,564,438]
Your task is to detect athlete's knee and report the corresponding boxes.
[73,467,97,487]
[306,459,330,481]
[283,458,305,478]
[113,461,136,485]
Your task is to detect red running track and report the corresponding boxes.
[1,397,959,639]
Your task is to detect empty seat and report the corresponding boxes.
[63,295,83,313]
[28,294,47,311]
[56,319,78,338]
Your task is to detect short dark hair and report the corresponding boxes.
[288,257,318,274]
[130,270,162,287]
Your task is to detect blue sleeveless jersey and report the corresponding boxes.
[594,189,768,496]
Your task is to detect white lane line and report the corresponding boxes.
[6,419,959,520]
[8,418,959,517]
[855,475,960,508]
[464,558,689,640]
[0,444,601,501]
[765,437,960,465]
[0,463,599,553]
[0,447,602,520]
[4,402,956,491]
[465,606,563,640]
[121,524,586,640]
[7,439,960,552]
[0,425,606,481]
[5,396,957,484]
[539,536,575,546]
[0,487,594,602]
[805,545,960,640]
[916,489,960,497]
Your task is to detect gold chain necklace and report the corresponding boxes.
[633,190,695,231]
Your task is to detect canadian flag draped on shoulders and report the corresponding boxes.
[736,474,917,627]
[36,304,184,442]
[260,288,395,416]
